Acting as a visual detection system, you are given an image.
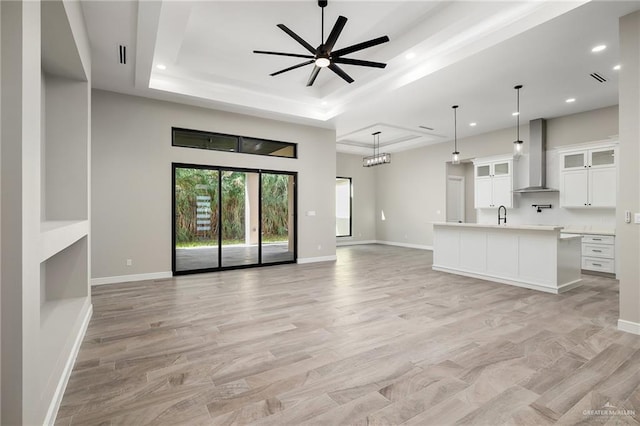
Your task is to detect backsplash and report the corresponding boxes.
[476,191,616,230]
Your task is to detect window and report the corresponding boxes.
[336,177,352,237]
[172,127,297,158]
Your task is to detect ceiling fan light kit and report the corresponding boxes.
[254,0,390,86]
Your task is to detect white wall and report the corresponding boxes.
[375,106,618,247]
[336,153,376,244]
[92,90,336,280]
[618,11,640,330]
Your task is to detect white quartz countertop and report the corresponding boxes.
[561,227,615,236]
[432,222,564,231]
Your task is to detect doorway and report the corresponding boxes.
[172,164,297,275]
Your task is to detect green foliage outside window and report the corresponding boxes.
[175,168,291,247]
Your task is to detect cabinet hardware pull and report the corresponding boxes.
[592,249,602,252]
[593,263,602,266]
[592,238,602,241]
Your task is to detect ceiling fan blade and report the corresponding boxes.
[271,60,315,77]
[306,66,321,87]
[332,35,390,57]
[277,24,316,54]
[333,57,387,68]
[325,16,348,51]
[329,63,354,84]
[253,50,314,59]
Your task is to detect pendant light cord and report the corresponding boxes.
[454,107,458,152]
[452,105,459,153]
[516,87,520,141]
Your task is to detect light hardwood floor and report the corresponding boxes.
[56,245,640,425]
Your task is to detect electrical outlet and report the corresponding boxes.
[317,244,322,250]
[126,259,133,266]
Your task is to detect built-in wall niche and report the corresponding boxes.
[39,236,90,398]
[42,73,89,221]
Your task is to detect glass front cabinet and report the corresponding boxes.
[559,144,617,208]
[473,156,513,209]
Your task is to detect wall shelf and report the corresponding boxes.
[40,220,89,263]
[40,296,90,391]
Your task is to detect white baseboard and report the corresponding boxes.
[618,319,640,335]
[336,239,377,247]
[44,302,93,426]
[376,240,433,251]
[297,255,338,264]
[91,271,172,286]
[432,265,581,294]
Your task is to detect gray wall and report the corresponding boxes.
[336,153,376,243]
[618,11,640,327]
[92,90,336,279]
[374,105,618,248]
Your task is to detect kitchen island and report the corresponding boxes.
[432,222,582,294]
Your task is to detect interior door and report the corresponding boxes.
[447,176,465,222]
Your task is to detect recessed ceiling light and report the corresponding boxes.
[469,122,477,127]
[405,52,416,60]
[591,44,607,53]
[321,101,328,106]
[156,64,167,70]
[613,64,621,71]
[565,98,576,103]
[512,112,520,116]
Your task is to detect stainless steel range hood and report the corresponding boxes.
[513,118,558,193]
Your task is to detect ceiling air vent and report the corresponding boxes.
[590,72,607,83]
[119,45,127,65]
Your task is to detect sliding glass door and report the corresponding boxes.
[261,173,295,264]
[174,167,219,272]
[173,164,296,274]
[221,171,260,268]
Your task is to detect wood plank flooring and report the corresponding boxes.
[56,245,640,425]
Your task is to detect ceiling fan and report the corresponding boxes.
[253,0,390,87]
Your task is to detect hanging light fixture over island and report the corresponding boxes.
[451,105,460,165]
[513,84,524,158]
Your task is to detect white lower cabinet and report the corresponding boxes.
[581,235,615,274]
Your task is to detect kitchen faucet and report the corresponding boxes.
[497,205,507,225]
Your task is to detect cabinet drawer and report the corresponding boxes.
[582,243,614,259]
[582,257,615,273]
[582,235,614,244]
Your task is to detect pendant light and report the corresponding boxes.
[513,84,523,158]
[362,131,391,167]
[451,105,460,165]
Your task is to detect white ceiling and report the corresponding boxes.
[81,1,640,155]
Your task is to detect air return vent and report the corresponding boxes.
[119,45,127,65]
[590,72,607,83]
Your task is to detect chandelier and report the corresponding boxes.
[362,131,391,167]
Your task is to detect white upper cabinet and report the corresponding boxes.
[473,156,513,208]
[559,144,617,208]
